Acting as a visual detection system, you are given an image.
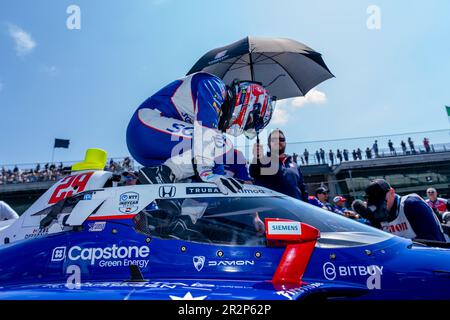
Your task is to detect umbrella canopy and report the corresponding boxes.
[187,37,334,100]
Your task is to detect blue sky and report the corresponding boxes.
[1,0,450,165]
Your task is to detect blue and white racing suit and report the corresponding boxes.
[127,72,235,180]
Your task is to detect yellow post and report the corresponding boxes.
[71,148,107,171]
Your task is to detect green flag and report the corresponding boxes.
[446,106,450,123]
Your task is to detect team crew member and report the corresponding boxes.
[0,201,19,221]
[361,179,446,241]
[127,72,274,194]
[250,129,308,201]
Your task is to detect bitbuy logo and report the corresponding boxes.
[51,245,150,265]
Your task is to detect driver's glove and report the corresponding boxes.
[198,170,243,195]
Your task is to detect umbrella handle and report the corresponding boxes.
[256,133,261,166]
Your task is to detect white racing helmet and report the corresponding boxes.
[226,82,275,138]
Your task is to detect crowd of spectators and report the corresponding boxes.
[0,157,135,186]
[298,137,436,166]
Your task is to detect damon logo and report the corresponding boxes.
[208,260,255,267]
[159,186,176,198]
[193,256,205,272]
[52,246,67,261]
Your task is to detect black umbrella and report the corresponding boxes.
[187,36,334,100]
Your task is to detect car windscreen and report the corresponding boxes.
[140,195,392,247]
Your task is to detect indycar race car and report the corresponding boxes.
[0,163,449,300]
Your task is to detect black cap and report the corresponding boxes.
[315,187,328,195]
[365,179,391,207]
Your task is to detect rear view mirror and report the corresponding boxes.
[265,218,320,285]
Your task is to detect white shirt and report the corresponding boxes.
[0,201,19,220]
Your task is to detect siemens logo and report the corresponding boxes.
[271,225,298,231]
[53,245,150,265]
[267,221,302,235]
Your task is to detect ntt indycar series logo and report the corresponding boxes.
[51,245,150,268]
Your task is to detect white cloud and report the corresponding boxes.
[288,88,327,108]
[40,65,59,76]
[272,105,288,125]
[272,88,327,125]
[8,24,36,56]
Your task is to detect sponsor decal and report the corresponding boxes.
[322,262,383,284]
[208,50,229,65]
[41,281,218,290]
[119,192,139,213]
[88,221,106,232]
[193,256,206,272]
[159,186,176,198]
[382,222,409,234]
[51,246,67,261]
[238,189,267,194]
[180,112,193,123]
[51,244,150,268]
[25,227,49,239]
[276,283,323,300]
[214,50,227,59]
[166,123,194,137]
[186,186,268,195]
[267,221,301,235]
[193,256,254,271]
[186,187,222,195]
[83,193,93,200]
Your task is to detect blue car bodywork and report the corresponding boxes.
[0,172,449,300]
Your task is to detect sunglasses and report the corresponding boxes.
[270,138,286,142]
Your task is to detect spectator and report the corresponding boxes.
[365,147,372,159]
[356,148,362,160]
[400,140,407,155]
[308,195,325,209]
[315,187,334,212]
[343,149,349,161]
[303,149,309,165]
[373,140,379,158]
[425,187,450,223]
[315,150,320,164]
[320,148,325,164]
[388,139,396,156]
[359,179,446,241]
[408,137,416,154]
[328,150,335,166]
[423,138,431,153]
[336,149,343,163]
[352,149,357,161]
[0,201,19,221]
[332,195,363,221]
[250,129,308,201]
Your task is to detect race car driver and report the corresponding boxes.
[126,72,274,194]
[361,179,446,242]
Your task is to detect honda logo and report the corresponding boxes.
[159,186,176,198]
